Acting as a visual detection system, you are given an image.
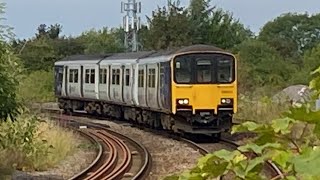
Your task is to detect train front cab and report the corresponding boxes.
[171,51,237,135]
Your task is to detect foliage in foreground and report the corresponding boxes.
[0,3,21,121]
[165,69,320,179]
[0,112,80,174]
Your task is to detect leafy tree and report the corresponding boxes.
[188,0,211,44]
[78,27,124,54]
[141,0,251,50]
[207,8,252,49]
[0,3,21,121]
[16,36,57,71]
[236,39,295,92]
[259,13,320,62]
[142,4,192,50]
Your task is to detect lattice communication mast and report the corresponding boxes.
[121,0,142,52]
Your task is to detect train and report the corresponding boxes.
[54,44,237,137]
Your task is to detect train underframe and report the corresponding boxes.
[58,98,233,137]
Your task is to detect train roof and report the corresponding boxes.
[54,54,111,66]
[54,44,227,66]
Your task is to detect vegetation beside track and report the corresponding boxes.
[165,72,320,180]
[0,112,86,178]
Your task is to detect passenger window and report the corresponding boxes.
[112,69,120,85]
[100,68,107,84]
[175,58,191,83]
[112,69,116,85]
[196,60,211,83]
[74,69,78,83]
[69,69,74,83]
[90,69,95,84]
[85,69,90,84]
[125,69,130,86]
[217,59,233,83]
[160,64,165,88]
[148,69,156,88]
[138,69,144,87]
[116,69,120,85]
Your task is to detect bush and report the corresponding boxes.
[0,112,79,174]
[17,70,55,104]
[234,94,291,123]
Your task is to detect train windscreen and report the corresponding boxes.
[174,53,235,84]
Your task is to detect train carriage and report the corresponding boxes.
[54,44,237,137]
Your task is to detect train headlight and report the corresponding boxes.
[221,98,232,104]
[177,99,189,105]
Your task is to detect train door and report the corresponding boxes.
[146,64,159,109]
[137,64,147,107]
[122,65,132,104]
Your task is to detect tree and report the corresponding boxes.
[207,8,252,49]
[259,13,320,62]
[188,0,211,44]
[142,4,192,50]
[236,39,295,92]
[141,0,252,50]
[78,27,124,54]
[0,3,21,121]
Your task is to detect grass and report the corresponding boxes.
[0,113,82,176]
[234,94,291,123]
[17,70,55,104]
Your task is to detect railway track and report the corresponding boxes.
[50,115,151,180]
[44,108,282,180]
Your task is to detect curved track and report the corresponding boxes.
[50,115,151,180]
[45,108,282,180]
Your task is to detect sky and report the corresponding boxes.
[2,0,320,39]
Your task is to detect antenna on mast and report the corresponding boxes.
[121,0,142,52]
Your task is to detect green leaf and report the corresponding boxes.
[271,117,296,134]
[245,156,265,174]
[214,149,240,162]
[290,148,320,177]
[238,143,281,155]
[232,121,263,134]
[271,150,291,169]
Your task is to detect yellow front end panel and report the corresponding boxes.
[172,83,237,114]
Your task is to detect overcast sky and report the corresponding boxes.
[3,0,320,39]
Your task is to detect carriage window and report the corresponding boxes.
[160,64,165,88]
[69,69,74,83]
[90,69,95,84]
[197,59,211,83]
[74,69,78,83]
[112,69,116,85]
[217,59,233,83]
[138,69,144,87]
[85,69,90,83]
[112,69,120,85]
[175,57,191,83]
[125,69,130,86]
[100,68,107,84]
[148,69,156,88]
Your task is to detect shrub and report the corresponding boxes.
[0,112,79,173]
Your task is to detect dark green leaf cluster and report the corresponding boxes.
[140,0,252,50]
